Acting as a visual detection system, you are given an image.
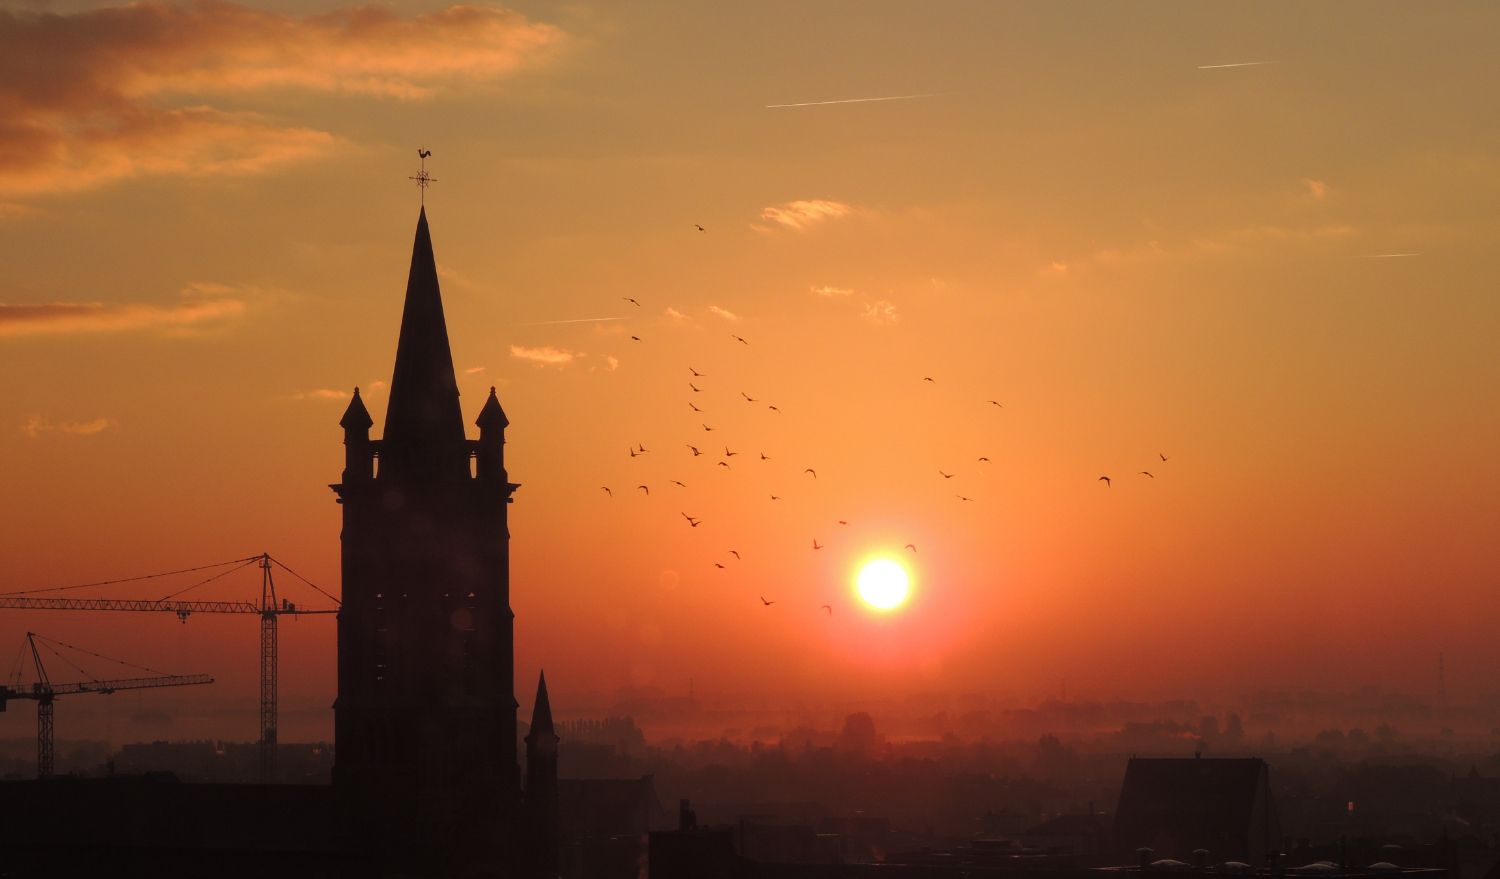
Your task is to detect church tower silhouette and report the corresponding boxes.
[331,206,523,865]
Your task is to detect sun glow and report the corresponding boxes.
[856,558,910,611]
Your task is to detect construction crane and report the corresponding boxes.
[0,632,213,777]
[0,553,337,783]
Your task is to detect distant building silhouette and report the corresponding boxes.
[1113,757,1279,865]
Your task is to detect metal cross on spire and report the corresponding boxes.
[408,148,437,205]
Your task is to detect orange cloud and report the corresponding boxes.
[707,305,740,321]
[1302,178,1329,201]
[21,415,114,438]
[0,284,249,337]
[510,344,578,366]
[811,285,853,297]
[863,300,899,325]
[0,2,563,197]
[759,199,855,231]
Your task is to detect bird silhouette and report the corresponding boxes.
[957,495,973,501]
[702,424,714,432]
[714,563,726,569]
[717,461,731,469]
[1159,453,1169,461]
[977,457,990,463]
[629,447,638,458]
[695,224,706,232]
[904,544,916,552]
[732,334,749,345]
[630,335,642,342]
[636,443,649,454]
[637,485,650,495]
[418,149,431,158]
[767,405,780,413]
[672,480,687,488]
[923,377,935,383]
[939,470,954,479]
[770,495,781,501]
[804,468,817,478]
[837,520,848,525]
[689,383,702,393]
[729,550,741,560]
[1139,471,1155,478]
[623,297,641,307]
[821,604,832,615]
[986,400,1003,407]
[1098,476,1112,487]
[724,447,738,457]
[682,513,701,527]
[759,452,770,461]
[812,539,822,550]
[687,444,702,456]
[741,392,757,402]
[690,367,705,377]
[689,402,702,412]
[760,596,774,606]
[601,486,612,497]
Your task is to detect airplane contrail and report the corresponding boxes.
[765,92,947,109]
[1356,252,1422,259]
[1197,61,1277,70]
[517,316,626,326]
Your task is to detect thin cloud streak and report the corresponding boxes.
[1356,252,1422,259]
[766,92,946,109]
[518,316,625,326]
[1197,61,1277,70]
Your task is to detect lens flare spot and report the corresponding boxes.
[856,559,910,611]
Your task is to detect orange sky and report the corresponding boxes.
[0,1,1497,743]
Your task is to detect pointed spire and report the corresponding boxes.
[339,387,373,431]
[529,670,554,737]
[381,207,466,477]
[476,386,508,431]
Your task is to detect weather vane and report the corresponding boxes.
[408,148,436,205]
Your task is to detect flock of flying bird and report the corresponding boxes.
[594,250,1171,614]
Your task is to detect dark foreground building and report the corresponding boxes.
[0,207,560,878]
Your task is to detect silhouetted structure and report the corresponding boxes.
[527,671,561,876]
[1113,757,1279,865]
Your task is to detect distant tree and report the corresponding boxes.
[1347,728,1371,747]
[838,712,879,756]
[1224,712,1245,742]
[1315,729,1346,750]
[1374,723,1398,744]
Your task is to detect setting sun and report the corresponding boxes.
[856,559,911,611]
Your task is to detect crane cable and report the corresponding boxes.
[0,555,262,598]
[156,557,263,602]
[30,632,177,680]
[267,556,342,607]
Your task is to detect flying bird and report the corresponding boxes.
[690,367,705,377]
[977,457,990,463]
[1139,471,1155,478]
[939,470,954,479]
[1159,453,1169,461]
[637,485,650,495]
[770,495,782,501]
[1098,476,1112,487]
[724,447,738,457]
[695,224,706,232]
[690,383,702,393]
[418,149,431,158]
[601,487,612,497]
[622,297,641,307]
[812,539,822,550]
[986,400,1003,407]
[714,563,726,569]
[821,605,832,615]
[689,402,702,412]
[728,550,741,560]
[702,424,714,432]
[629,447,639,458]
[672,480,687,488]
[767,405,780,413]
[682,513,701,527]
[731,334,749,345]
[760,596,774,606]
[741,392,757,402]
[636,443,649,454]
[630,335,642,342]
[956,495,973,501]
[904,544,916,552]
[804,468,817,478]
[687,444,703,456]
[923,377,935,383]
[837,520,848,525]
[759,452,770,461]
[717,461,731,469]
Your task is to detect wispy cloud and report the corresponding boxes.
[663,307,688,322]
[1197,61,1277,70]
[464,366,486,374]
[289,388,351,401]
[1356,252,1422,259]
[766,92,946,109]
[0,282,251,337]
[510,344,578,366]
[707,305,740,321]
[21,415,113,438]
[605,355,620,371]
[1302,178,1329,201]
[863,300,899,326]
[518,316,624,326]
[0,3,563,198]
[759,199,855,232]
[810,285,853,297]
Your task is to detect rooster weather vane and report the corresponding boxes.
[409,148,436,205]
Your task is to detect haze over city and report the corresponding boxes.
[1,0,1497,752]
